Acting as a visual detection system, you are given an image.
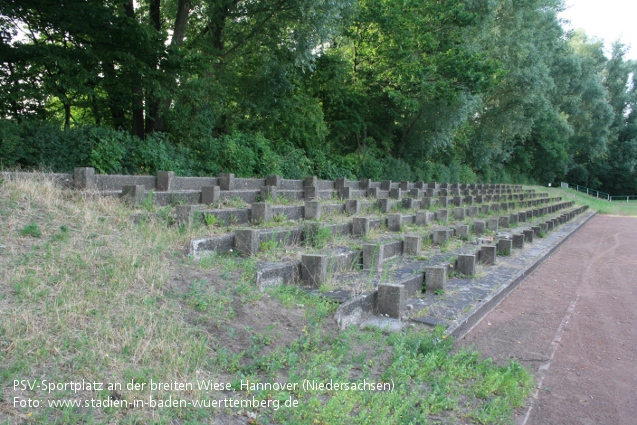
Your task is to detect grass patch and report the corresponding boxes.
[542,185,637,216]
[20,222,41,238]
[303,223,333,250]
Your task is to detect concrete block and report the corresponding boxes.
[453,196,463,206]
[260,185,277,201]
[453,207,465,220]
[360,179,372,190]
[500,202,508,211]
[378,283,406,319]
[421,197,432,209]
[387,213,403,231]
[455,224,469,239]
[415,211,432,226]
[255,262,299,291]
[518,211,527,222]
[381,180,392,191]
[532,226,541,238]
[335,178,347,190]
[523,229,534,243]
[436,209,449,222]
[368,187,380,198]
[266,175,281,188]
[363,244,384,271]
[399,181,409,191]
[402,197,416,209]
[176,205,199,225]
[467,206,478,217]
[425,266,447,292]
[378,198,391,213]
[346,199,361,215]
[512,234,525,249]
[201,186,220,204]
[390,188,402,199]
[403,235,421,255]
[304,201,322,220]
[473,220,486,235]
[457,254,476,276]
[301,254,328,287]
[410,188,422,199]
[481,204,490,214]
[251,202,271,224]
[438,196,449,207]
[234,229,260,256]
[157,171,174,191]
[122,185,146,204]
[547,220,554,231]
[509,213,518,225]
[219,173,235,190]
[74,167,96,190]
[464,195,474,205]
[433,229,449,245]
[491,204,500,213]
[339,186,352,200]
[304,176,318,187]
[479,245,497,265]
[499,216,510,228]
[497,239,512,256]
[352,217,370,236]
[304,186,318,200]
[486,217,499,232]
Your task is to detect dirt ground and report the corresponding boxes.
[459,215,637,425]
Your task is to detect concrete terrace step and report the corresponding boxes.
[250,200,580,286]
[237,200,584,324]
[188,196,572,259]
[333,205,591,332]
[37,167,533,208]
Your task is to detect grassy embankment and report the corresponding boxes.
[1,174,536,424]
[543,185,637,216]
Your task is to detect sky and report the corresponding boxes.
[559,0,637,60]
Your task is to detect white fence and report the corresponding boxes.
[560,182,637,202]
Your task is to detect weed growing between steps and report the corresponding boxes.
[1,175,533,424]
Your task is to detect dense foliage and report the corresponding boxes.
[1,0,636,192]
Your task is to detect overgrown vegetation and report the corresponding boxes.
[0,174,535,424]
[1,1,636,192]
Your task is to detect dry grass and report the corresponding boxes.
[0,174,215,420]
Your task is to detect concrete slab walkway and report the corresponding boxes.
[459,215,637,425]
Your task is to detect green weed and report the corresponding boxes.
[272,212,287,223]
[20,222,41,238]
[50,225,69,242]
[203,212,220,227]
[140,190,155,211]
[304,224,332,250]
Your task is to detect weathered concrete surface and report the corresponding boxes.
[460,215,637,425]
[405,209,594,336]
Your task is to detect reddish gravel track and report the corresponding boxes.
[459,215,637,425]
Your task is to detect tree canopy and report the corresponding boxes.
[1,0,636,193]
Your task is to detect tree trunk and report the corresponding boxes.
[172,0,191,48]
[148,0,192,134]
[64,101,71,129]
[103,61,126,130]
[124,0,145,139]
